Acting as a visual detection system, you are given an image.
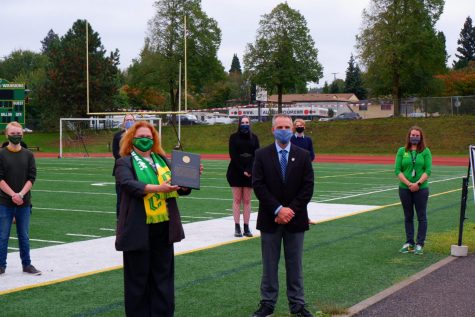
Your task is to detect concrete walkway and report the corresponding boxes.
[345,254,475,317]
[0,202,377,294]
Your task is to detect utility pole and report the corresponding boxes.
[331,72,338,80]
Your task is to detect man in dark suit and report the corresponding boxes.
[252,114,315,317]
[112,114,135,219]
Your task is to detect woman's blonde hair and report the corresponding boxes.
[5,121,23,135]
[293,118,306,126]
[119,121,165,157]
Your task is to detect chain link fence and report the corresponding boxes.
[367,95,475,117]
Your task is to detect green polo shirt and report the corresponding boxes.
[394,147,432,189]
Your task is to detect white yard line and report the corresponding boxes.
[0,202,377,294]
[316,176,463,203]
[66,233,102,238]
[9,237,65,244]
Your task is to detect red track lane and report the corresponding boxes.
[35,152,468,166]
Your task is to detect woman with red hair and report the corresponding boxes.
[115,121,193,316]
[395,126,432,256]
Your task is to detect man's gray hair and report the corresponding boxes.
[272,113,292,126]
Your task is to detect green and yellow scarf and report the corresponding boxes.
[131,151,179,224]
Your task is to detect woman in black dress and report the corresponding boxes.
[226,116,260,237]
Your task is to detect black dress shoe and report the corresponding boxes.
[243,224,253,237]
[291,305,314,317]
[234,224,243,237]
[252,302,274,317]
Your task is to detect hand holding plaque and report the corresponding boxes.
[170,150,201,189]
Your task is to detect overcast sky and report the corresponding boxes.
[1,0,473,86]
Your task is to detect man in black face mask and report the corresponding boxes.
[0,121,40,276]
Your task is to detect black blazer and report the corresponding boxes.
[111,130,124,176]
[115,154,189,251]
[252,143,314,233]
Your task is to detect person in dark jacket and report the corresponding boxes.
[290,118,317,225]
[112,114,135,219]
[226,116,260,237]
[115,120,195,317]
[251,114,315,317]
[290,118,315,162]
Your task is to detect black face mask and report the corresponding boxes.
[296,127,305,134]
[8,135,22,145]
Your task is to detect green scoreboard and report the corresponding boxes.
[0,79,25,130]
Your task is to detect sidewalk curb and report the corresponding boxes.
[335,256,458,317]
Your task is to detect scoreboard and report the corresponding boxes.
[0,79,25,130]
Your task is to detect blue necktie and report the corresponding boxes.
[279,149,287,181]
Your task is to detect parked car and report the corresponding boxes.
[407,112,426,118]
[204,116,234,125]
[328,112,362,121]
[167,114,198,125]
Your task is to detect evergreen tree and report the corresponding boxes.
[36,20,121,128]
[453,16,475,69]
[41,30,60,54]
[344,54,367,99]
[229,54,242,74]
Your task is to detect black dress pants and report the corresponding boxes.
[123,222,175,317]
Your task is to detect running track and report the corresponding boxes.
[37,152,468,166]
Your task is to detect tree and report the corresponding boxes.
[330,79,345,93]
[244,3,323,113]
[344,54,367,99]
[0,50,48,82]
[435,61,475,96]
[146,0,224,113]
[36,20,121,128]
[322,81,330,93]
[356,0,447,115]
[229,54,242,74]
[453,16,475,69]
[41,29,60,54]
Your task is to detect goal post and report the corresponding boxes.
[59,116,162,158]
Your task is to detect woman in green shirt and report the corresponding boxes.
[394,126,432,255]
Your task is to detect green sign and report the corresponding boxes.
[0,79,26,130]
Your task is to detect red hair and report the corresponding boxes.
[119,121,165,157]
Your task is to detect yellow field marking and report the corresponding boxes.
[0,265,122,296]
[0,238,258,296]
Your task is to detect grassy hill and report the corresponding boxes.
[20,116,474,155]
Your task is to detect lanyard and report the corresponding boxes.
[410,151,418,177]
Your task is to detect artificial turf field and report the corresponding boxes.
[0,157,473,316]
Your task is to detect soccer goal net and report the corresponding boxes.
[59,116,162,158]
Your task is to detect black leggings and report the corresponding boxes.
[398,187,429,246]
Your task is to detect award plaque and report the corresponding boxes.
[171,150,201,189]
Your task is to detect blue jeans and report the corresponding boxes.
[399,188,429,247]
[0,204,32,268]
